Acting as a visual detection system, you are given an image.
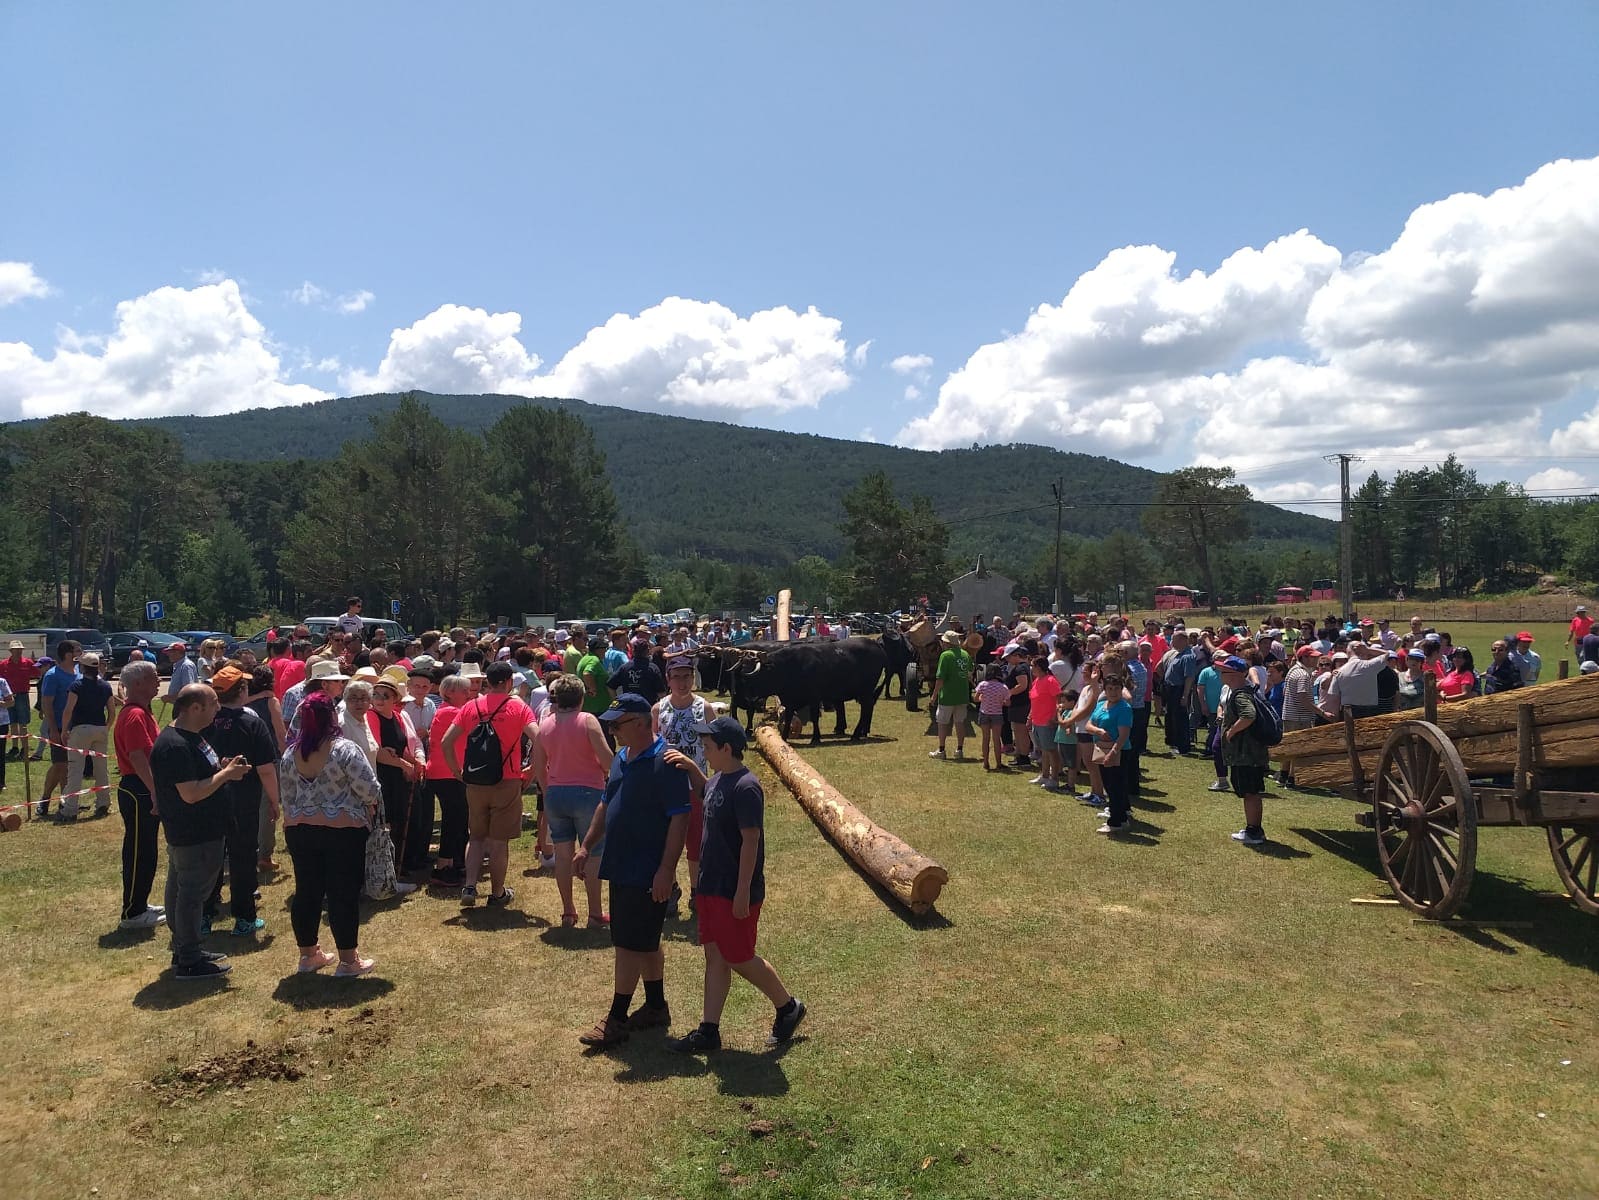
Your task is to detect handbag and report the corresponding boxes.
[363,794,398,900]
[1091,740,1121,768]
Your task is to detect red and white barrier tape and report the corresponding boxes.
[10,730,113,760]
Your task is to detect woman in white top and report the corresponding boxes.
[338,680,379,767]
[653,656,709,916]
[279,692,381,976]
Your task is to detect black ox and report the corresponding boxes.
[723,637,890,744]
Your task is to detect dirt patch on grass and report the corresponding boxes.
[152,1005,391,1101]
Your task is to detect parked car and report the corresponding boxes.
[106,631,185,675]
[172,629,237,655]
[303,616,407,645]
[9,627,112,661]
[233,624,307,659]
[582,619,619,637]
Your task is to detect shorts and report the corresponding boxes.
[1229,765,1266,797]
[8,697,27,727]
[1030,722,1055,745]
[696,893,762,964]
[977,712,1003,728]
[935,703,968,727]
[50,738,67,764]
[466,778,524,841]
[544,784,603,848]
[609,883,669,953]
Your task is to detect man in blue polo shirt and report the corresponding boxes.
[573,693,690,1050]
[1161,631,1199,756]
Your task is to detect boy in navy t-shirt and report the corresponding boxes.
[662,716,805,1054]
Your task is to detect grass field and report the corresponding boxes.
[2,627,1596,1199]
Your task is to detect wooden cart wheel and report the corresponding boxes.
[1547,824,1599,916]
[1372,721,1477,919]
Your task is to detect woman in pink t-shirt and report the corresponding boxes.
[425,675,472,887]
[972,663,1010,772]
[532,674,616,928]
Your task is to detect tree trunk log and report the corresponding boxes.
[754,725,948,915]
[776,589,791,642]
[1277,674,1599,763]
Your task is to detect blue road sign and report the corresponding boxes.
[145,600,164,622]
[765,595,777,607]
[391,599,401,616]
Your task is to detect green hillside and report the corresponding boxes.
[133,392,1335,568]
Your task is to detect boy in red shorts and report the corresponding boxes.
[664,716,805,1053]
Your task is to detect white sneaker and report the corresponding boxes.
[1231,828,1266,846]
[392,881,419,894]
[1028,775,1046,785]
[118,909,166,930]
[1097,821,1131,835]
[928,749,945,759]
[1208,779,1231,792]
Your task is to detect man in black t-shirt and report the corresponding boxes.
[153,684,251,981]
[202,665,281,937]
[663,716,805,1054]
[607,638,666,705]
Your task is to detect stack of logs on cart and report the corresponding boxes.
[1274,671,1599,918]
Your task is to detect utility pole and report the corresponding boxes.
[1326,453,1361,624]
[1051,478,1065,614]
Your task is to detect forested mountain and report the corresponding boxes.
[130,391,1335,567]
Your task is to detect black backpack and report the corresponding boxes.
[1240,684,1283,746]
[461,697,517,785]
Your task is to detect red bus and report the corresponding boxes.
[1310,578,1339,602]
[1154,584,1194,610]
[1275,585,1306,605]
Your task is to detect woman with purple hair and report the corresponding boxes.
[278,692,382,977]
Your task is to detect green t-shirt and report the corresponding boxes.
[935,648,973,707]
[1222,688,1270,768]
[562,646,583,675]
[577,653,609,715]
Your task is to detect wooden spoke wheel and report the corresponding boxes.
[1547,824,1599,916]
[1373,721,1477,919]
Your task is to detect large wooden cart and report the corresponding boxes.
[1275,673,1599,919]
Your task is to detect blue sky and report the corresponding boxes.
[4,3,1598,505]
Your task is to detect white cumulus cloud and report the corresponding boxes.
[535,297,852,417]
[898,230,1342,456]
[336,289,375,314]
[0,261,50,306]
[851,340,873,366]
[1525,466,1594,492]
[344,304,544,396]
[898,156,1599,500]
[0,279,328,420]
[889,353,934,377]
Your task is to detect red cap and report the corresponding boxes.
[1515,631,1534,642]
[1295,645,1319,660]
[1218,636,1240,651]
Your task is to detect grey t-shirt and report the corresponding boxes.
[1334,654,1388,708]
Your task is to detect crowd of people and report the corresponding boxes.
[921,607,1577,846]
[3,597,1590,1046]
[0,609,805,1054]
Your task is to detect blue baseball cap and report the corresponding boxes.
[1219,655,1250,672]
[691,715,748,751]
[599,693,652,721]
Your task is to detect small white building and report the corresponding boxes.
[940,556,1017,632]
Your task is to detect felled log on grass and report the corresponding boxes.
[753,725,948,915]
[1275,673,1599,765]
[1287,717,1599,789]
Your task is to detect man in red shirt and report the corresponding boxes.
[272,640,310,700]
[112,661,165,929]
[0,640,37,759]
[440,661,540,910]
[1566,605,1592,652]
